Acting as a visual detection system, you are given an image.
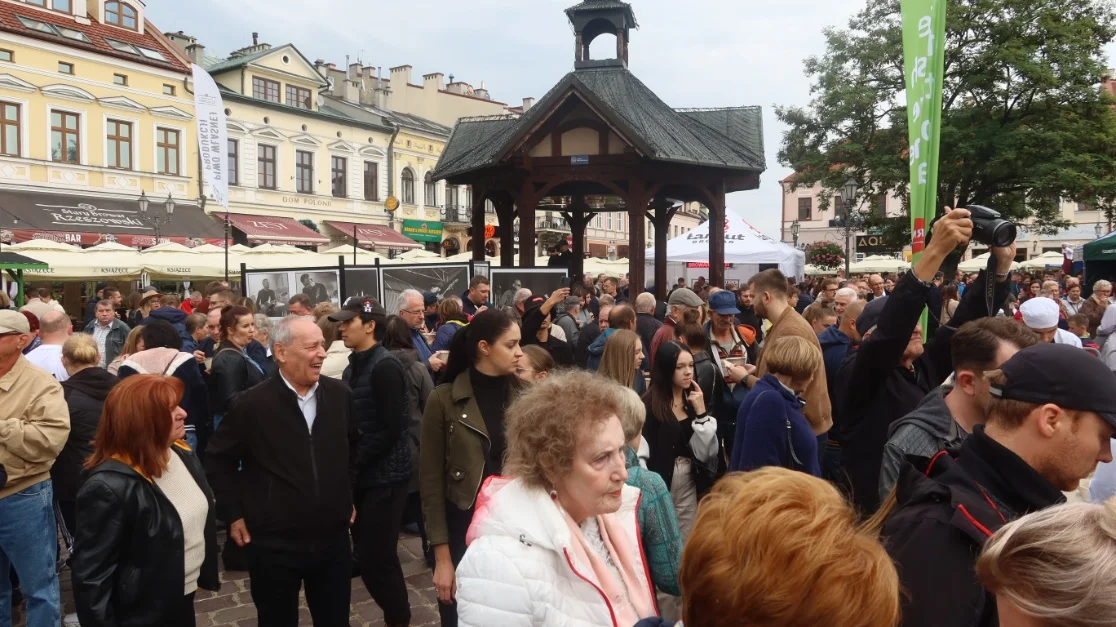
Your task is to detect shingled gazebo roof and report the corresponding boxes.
[433,63,764,182]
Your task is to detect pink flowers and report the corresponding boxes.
[805,242,845,270]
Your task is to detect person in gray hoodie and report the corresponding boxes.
[878,317,1038,501]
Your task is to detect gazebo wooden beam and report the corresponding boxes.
[708,180,727,287]
[470,185,487,263]
[517,178,537,268]
[560,197,595,283]
[495,197,516,268]
[627,177,648,301]
[648,197,677,301]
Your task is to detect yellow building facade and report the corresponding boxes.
[0,0,207,247]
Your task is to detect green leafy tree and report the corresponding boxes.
[777,0,1116,250]
[298,219,320,233]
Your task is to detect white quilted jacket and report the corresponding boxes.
[456,477,656,627]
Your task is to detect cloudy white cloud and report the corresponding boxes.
[150,0,880,238]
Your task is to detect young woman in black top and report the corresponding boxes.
[419,309,523,627]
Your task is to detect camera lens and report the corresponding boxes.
[992,221,1017,248]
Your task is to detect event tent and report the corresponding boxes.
[645,213,805,281]
[849,255,911,274]
[958,253,1020,273]
[1083,230,1116,294]
[1019,251,1065,270]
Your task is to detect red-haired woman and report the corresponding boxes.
[71,374,218,627]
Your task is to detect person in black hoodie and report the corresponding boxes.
[53,334,118,546]
[205,316,357,626]
[836,209,1014,513]
[141,294,190,346]
[876,343,1116,627]
[329,299,413,627]
[519,291,576,367]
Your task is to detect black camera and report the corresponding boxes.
[967,205,1017,248]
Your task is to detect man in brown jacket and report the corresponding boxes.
[743,270,832,436]
[0,309,70,626]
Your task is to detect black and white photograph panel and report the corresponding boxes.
[245,271,291,317]
[344,268,382,304]
[294,270,341,307]
[381,264,470,315]
[491,268,568,311]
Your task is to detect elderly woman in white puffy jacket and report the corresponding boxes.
[455,370,659,627]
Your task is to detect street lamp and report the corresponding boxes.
[138,191,174,244]
[790,220,800,247]
[839,177,860,277]
[1096,223,1104,239]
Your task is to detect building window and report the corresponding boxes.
[1078,202,1095,212]
[104,1,138,30]
[833,196,844,219]
[228,139,238,185]
[50,110,79,163]
[331,156,346,198]
[156,128,179,175]
[0,102,19,157]
[252,77,280,103]
[286,85,311,110]
[401,168,414,204]
[105,119,131,169]
[424,172,435,206]
[797,197,812,220]
[52,0,71,13]
[465,187,472,210]
[257,144,276,189]
[363,161,378,201]
[876,193,887,217]
[113,73,127,86]
[0,50,13,63]
[447,185,458,208]
[295,150,313,193]
[58,61,73,74]
[162,84,175,96]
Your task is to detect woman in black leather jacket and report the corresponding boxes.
[209,305,266,429]
[73,374,218,627]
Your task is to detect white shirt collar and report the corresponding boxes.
[279,370,319,400]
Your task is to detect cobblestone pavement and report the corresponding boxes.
[15,532,441,627]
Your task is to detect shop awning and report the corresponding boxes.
[221,213,329,247]
[324,220,422,250]
[0,189,227,247]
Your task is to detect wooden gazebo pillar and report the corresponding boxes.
[561,196,595,283]
[708,181,727,287]
[627,179,648,301]
[494,197,516,268]
[517,179,537,268]
[470,187,487,263]
[648,197,678,301]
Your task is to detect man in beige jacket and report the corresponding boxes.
[742,269,832,436]
[0,308,70,626]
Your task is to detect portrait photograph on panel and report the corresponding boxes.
[381,264,469,315]
[245,271,291,317]
[294,270,341,307]
[344,267,381,304]
[490,268,568,312]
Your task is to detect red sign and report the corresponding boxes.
[685,262,734,269]
[912,217,926,254]
[484,224,496,238]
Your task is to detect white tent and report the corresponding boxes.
[958,253,1020,273]
[1019,251,1065,270]
[645,213,805,281]
[849,255,910,274]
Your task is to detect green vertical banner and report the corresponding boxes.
[902,0,946,337]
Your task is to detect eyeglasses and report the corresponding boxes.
[401,308,423,315]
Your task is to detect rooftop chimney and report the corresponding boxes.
[522,97,535,110]
[252,32,258,45]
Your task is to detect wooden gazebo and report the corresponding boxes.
[432,0,765,299]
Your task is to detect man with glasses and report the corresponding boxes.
[399,289,440,372]
[0,309,69,627]
[819,279,839,308]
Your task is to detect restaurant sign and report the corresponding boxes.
[402,220,443,243]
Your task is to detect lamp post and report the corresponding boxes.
[1096,223,1104,239]
[138,191,174,244]
[791,220,800,248]
[839,177,860,277]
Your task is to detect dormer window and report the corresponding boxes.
[104,1,138,30]
[23,0,72,14]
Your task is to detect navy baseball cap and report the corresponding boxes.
[990,343,1116,429]
[856,296,888,337]
[422,291,438,307]
[708,290,740,315]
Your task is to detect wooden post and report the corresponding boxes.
[627,178,647,302]
[708,181,727,287]
[563,196,593,284]
[518,179,536,268]
[471,187,486,262]
[649,197,678,302]
[495,197,515,268]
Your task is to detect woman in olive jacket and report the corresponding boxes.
[73,375,219,627]
[420,309,523,627]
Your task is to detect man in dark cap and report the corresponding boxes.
[422,291,439,331]
[330,298,412,627]
[881,343,1116,627]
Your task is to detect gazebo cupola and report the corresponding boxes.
[566,0,638,68]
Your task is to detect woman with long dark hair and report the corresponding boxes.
[208,306,265,431]
[642,341,718,543]
[72,375,218,626]
[419,309,522,626]
[940,283,960,326]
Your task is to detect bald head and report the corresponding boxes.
[841,299,868,343]
[39,311,72,342]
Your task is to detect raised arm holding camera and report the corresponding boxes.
[835,208,1015,514]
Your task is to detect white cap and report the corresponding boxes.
[1020,297,1060,330]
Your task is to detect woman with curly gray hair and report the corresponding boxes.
[977,498,1116,626]
[455,370,657,627]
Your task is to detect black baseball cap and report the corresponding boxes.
[856,296,888,337]
[329,297,387,323]
[990,343,1116,429]
[422,291,438,307]
[523,295,546,316]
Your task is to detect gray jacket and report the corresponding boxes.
[878,385,966,501]
[82,318,131,367]
[553,311,580,349]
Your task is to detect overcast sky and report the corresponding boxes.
[156,0,1111,240]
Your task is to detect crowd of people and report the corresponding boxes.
[2,206,1116,626]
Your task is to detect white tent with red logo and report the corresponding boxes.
[645,212,805,283]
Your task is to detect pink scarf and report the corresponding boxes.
[563,510,656,626]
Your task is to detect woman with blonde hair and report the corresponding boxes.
[516,344,555,383]
[598,329,645,392]
[456,371,657,626]
[635,468,900,627]
[976,499,1116,627]
[107,326,144,375]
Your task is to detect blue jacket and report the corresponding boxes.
[730,374,821,476]
[410,327,433,361]
[142,307,189,345]
[585,327,615,371]
[817,325,853,393]
[432,318,466,352]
